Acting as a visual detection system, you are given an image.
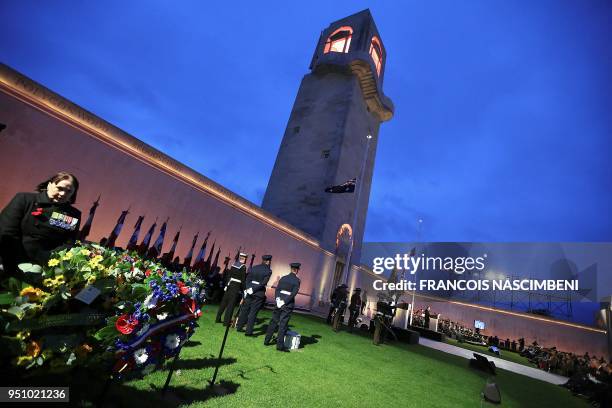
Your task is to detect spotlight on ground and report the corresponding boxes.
[469,353,496,375]
[481,380,501,404]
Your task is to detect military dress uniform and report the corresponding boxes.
[264,263,301,351]
[327,284,348,325]
[0,191,81,277]
[215,256,247,326]
[237,255,272,335]
[348,288,363,331]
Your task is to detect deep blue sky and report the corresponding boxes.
[2,1,611,242]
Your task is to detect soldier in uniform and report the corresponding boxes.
[264,262,301,352]
[327,283,348,325]
[347,288,363,332]
[0,172,81,280]
[237,254,272,336]
[215,252,247,326]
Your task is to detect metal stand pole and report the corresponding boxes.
[161,352,181,396]
[209,321,232,386]
[96,376,113,407]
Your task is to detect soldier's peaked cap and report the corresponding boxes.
[290,262,301,269]
[239,252,248,257]
[262,255,272,260]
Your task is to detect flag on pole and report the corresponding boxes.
[126,216,145,250]
[182,232,199,268]
[138,218,157,254]
[325,178,356,193]
[192,232,210,270]
[149,218,168,258]
[388,266,399,285]
[106,209,129,248]
[162,228,181,264]
[211,247,221,271]
[202,240,216,275]
[398,248,417,284]
[78,195,100,241]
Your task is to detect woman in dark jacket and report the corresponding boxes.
[0,172,82,277]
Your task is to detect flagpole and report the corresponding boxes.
[342,134,372,285]
[409,218,423,327]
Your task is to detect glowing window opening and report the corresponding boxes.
[335,223,353,248]
[369,36,383,76]
[324,26,353,54]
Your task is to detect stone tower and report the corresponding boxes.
[262,9,393,268]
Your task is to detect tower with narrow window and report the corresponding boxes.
[262,9,393,272]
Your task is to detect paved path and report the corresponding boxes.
[419,338,569,385]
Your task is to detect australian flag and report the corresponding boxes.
[325,178,356,193]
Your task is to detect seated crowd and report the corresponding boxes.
[439,317,486,344]
[411,309,486,344]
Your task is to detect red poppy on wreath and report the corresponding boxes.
[116,314,139,334]
[176,281,190,295]
[182,298,201,317]
[145,269,152,277]
[31,207,43,216]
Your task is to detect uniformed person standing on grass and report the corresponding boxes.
[327,283,348,324]
[264,262,301,352]
[237,254,273,335]
[348,288,363,332]
[215,252,247,326]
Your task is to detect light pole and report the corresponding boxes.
[342,134,372,285]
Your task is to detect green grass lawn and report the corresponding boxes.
[444,337,534,367]
[90,305,586,407]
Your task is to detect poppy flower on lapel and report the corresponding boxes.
[31,207,43,216]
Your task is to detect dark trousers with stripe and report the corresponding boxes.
[216,290,240,326]
[236,295,265,334]
[265,306,292,349]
